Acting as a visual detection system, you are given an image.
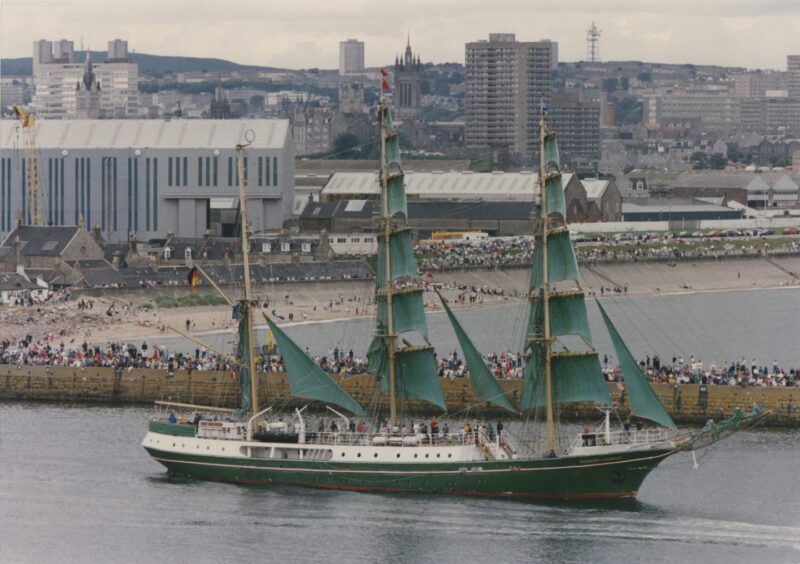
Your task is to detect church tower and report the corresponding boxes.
[394,35,422,120]
[75,51,102,119]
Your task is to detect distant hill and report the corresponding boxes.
[0,51,284,77]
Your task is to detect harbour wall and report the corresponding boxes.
[2,365,797,426]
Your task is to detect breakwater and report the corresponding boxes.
[2,365,796,426]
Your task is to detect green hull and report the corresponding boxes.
[144,444,677,499]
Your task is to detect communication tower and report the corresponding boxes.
[586,21,601,62]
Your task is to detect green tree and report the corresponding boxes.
[690,151,709,170]
[249,95,265,113]
[637,71,652,83]
[331,132,360,159]
[602,77,619,92]
[709,153,727,170]
[620,76,630,90]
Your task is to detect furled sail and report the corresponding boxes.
[439,294,516,413]
[596,301,677,429]
[264,316,365,416]
[368,101,445,410]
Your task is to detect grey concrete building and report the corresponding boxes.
[0,119,294,242]
[32,39,138,119]
[339,39,365,76]
[788,55,800,99]
[465,34,558,154]
[550,92,600,161]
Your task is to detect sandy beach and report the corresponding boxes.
[2,255,798,345]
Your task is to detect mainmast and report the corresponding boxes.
[379,96,399,426]
[538,106,556,454]
[236,141,259,419]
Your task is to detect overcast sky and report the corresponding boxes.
[1,0,798,71]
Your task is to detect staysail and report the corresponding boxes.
[264,316,365,416]
[596,301,677,429]
[367,99,445,411]
[438,293,516,413]
[521,129,611,410]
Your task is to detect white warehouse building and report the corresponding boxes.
[0,119,294,242]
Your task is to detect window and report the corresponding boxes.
[281,242,290,252]
[351,237,361,243]
[175,156,181,186]
[261,242,271,253]
[336,237,347,243]
[272,156,278,186]
[301,242,311,253]
[182,157,188,187]
[197,157,203,187]
[265,157,271,187]
[168,157,173,187]
[213,156,218,186]
[258,157,263,186]
[228,157,233,186]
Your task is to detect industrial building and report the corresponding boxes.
[0,119,295,242]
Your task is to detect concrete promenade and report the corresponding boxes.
[2,364,797,426]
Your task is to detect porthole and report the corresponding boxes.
[222,448,225,452]
[436,454,441,458]
[425,454,429,458]
[448,454,452,458]
[341,452,346,457]
[206,446,210,450]
[374,453,378,458]
[196,446,199,449]
[414,454,418,458]
[357,453,361,458]
[181,444,185,448]
[396,453,401,458]
[172,443,176,447]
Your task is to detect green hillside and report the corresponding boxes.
[0,51,284,77]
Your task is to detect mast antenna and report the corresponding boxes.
[586,21,601,63]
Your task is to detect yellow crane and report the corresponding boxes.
[12,105,43,225]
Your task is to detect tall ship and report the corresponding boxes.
[142,92,764,499]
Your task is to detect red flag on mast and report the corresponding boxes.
[380,79,390,91]
[380,68,388,77]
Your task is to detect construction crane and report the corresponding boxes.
[12,104,44,225]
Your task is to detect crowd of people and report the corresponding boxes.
[2,335,796,389]
[413,234,800,272]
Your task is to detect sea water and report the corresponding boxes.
[0,403,798,563]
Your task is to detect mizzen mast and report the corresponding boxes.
[236,137,259,419]
[538,103,556,454]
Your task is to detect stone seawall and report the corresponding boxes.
[2,365,796,426]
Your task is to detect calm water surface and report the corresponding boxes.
[1,403,799,564]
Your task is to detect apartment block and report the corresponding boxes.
[465,34,558,154]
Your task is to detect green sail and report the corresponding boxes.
[265,316,365,416]
[544,173,566,217]
[376,230,417,287]
[531,231,580,289]
[376,292,428,338]
[543,132,559,165]
[440,296,516,413]
[526,291,592,342]
[596,301,677,429]
[520,352,611,409]
[235,306,252,416]
[367,339,446,409]
[387,175,408,218]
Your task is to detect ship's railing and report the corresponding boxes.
[305,430,486,448]
[572,428,671,449]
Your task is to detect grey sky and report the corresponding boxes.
[1,0,798,70]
